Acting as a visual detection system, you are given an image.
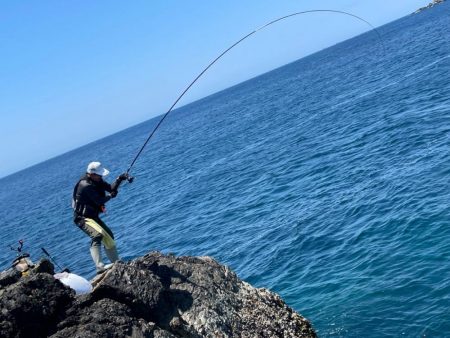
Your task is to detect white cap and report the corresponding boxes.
[86,162,110,176]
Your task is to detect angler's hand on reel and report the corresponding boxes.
[110,172,134,199]
[119,172,134,183]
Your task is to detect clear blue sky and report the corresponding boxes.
[0,1,428,178]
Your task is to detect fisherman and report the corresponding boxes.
[72,162,129,273]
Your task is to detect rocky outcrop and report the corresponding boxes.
[0,261,72,338]
[414,0,446,13]
[0,252,317,337]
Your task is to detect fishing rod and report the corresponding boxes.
[126,9,385,175]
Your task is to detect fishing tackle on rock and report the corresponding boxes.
[6,240,71,273]
[6,241,88,293]
[8,239,33,273]
[126,9,385,176]
[42,247,70,273]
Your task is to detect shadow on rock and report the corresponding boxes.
[87,260,193,328]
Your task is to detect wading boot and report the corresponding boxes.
[104,246,119,270]
[90,245,105,274]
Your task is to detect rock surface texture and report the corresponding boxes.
[0,252,317,337]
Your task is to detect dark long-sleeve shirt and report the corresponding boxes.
[72,175,120,219]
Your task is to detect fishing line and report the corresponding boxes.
[126,9,385,175]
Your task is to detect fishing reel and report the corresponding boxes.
[120,172,134,184]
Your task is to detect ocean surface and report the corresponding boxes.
[1,4,450,336]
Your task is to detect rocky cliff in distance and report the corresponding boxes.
[0,252,317,337]
[414,0,446,13]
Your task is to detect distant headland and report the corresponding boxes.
[414,0,446,13]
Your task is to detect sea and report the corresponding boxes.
[1,4,449,337]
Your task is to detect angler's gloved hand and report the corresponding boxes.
[118,173,129,181]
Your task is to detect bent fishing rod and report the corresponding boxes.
[125,9,384,176]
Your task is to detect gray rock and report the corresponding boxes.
[129,253,317,337]
[0,252,317,337]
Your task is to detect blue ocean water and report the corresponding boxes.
[1,4,450,336]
